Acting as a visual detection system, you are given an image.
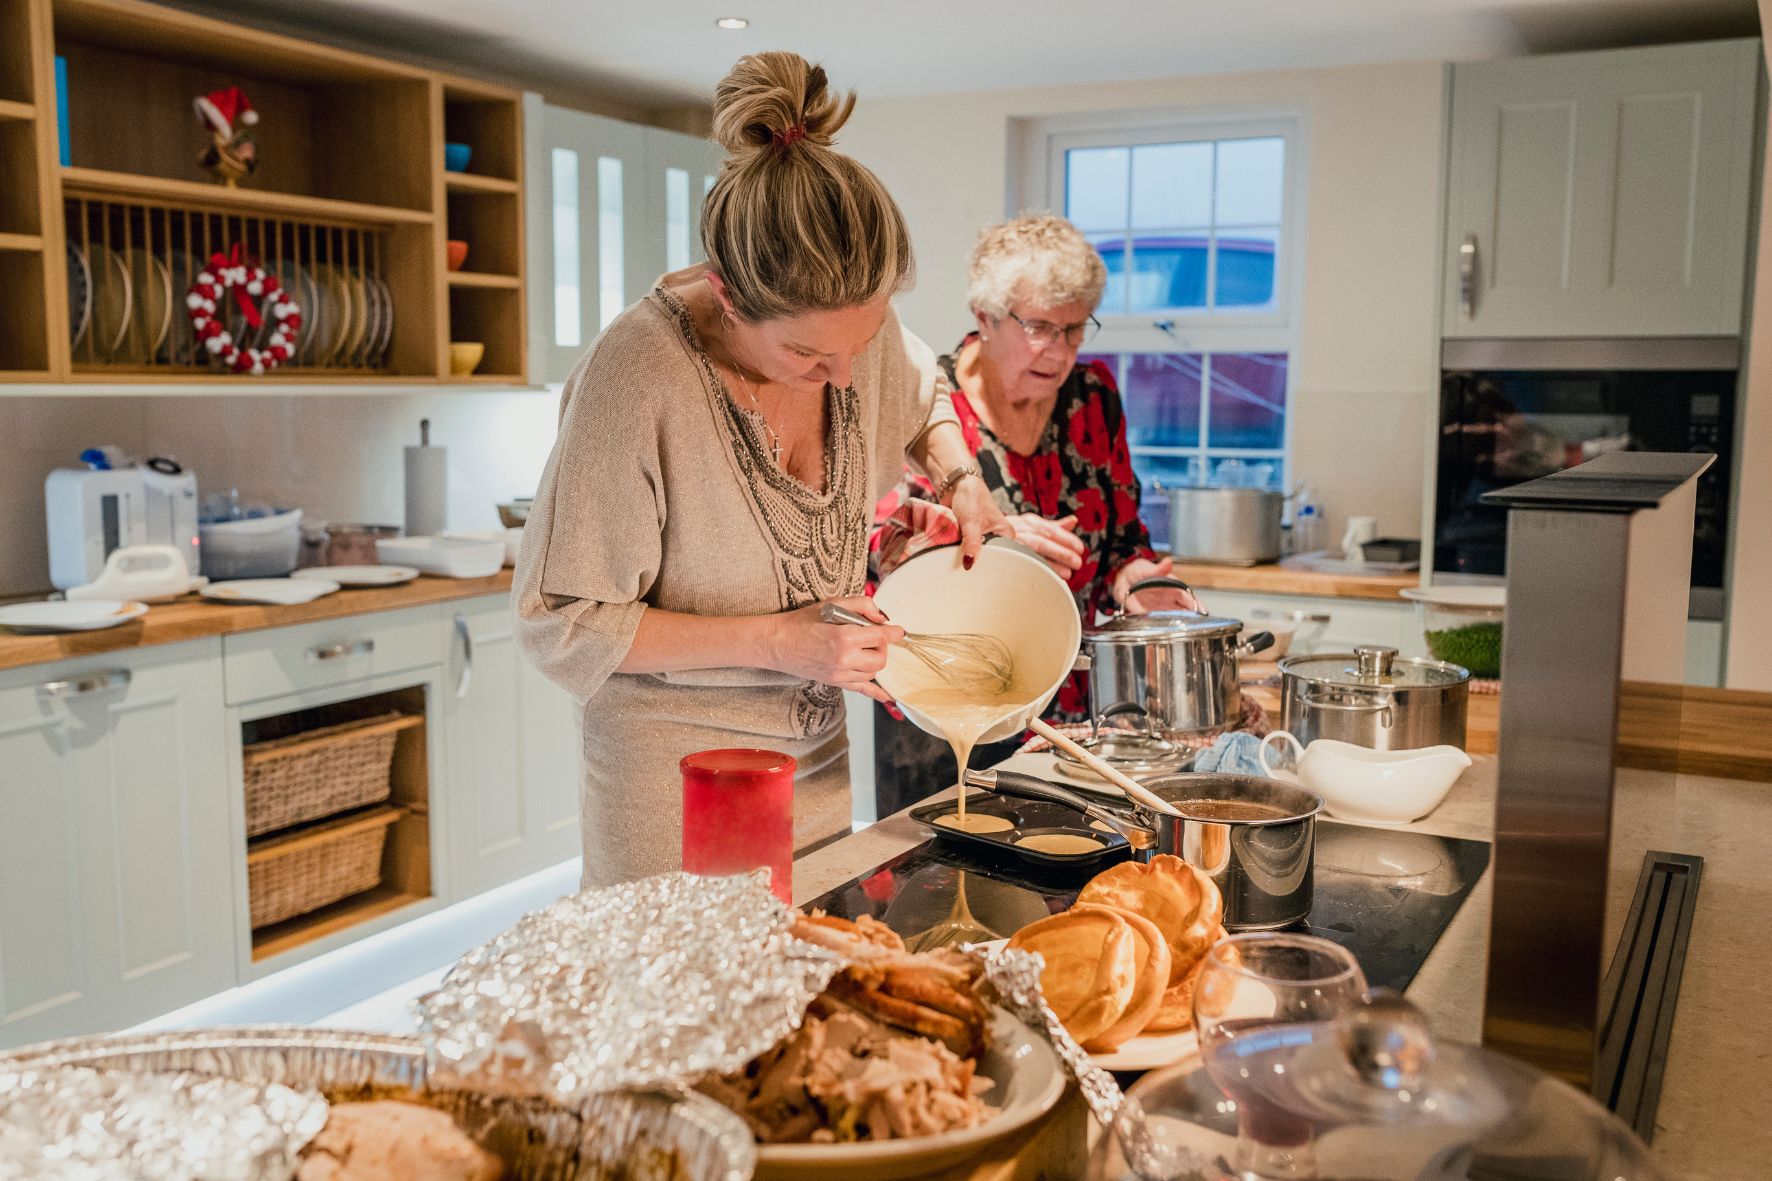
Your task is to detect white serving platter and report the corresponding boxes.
[0,600,150,633]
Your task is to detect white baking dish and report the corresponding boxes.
[375,535,504,578]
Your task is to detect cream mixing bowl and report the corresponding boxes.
[872,540,1081,745]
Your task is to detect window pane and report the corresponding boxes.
[1066,147,1129,232]
[1131,142,1212,229]
[597,156,624,331]
[1215,137,1284,226]
[665,166,690,271]
[1206,352,1288,449]
[1128,232,1210,313]
[1088,233,1129,315]
[551,148,581,348]
[1213,228,1278,310]
[1123,352,1203,448]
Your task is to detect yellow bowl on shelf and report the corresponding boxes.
[449,341,485,376]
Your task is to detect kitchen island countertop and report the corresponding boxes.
[796,750,1772,1179]
[0,569,515,672]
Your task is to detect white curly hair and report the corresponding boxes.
[966,213,1107,319]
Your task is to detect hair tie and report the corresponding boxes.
[772,124,806,153]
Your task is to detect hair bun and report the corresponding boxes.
[711,51,855,158]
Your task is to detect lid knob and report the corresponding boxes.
[1335,989,1435,1092]
[1354,645,1397,679]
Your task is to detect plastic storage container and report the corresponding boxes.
[1400,585,1506,678]
[199,509,303,580]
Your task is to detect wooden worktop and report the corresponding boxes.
[0,569,515,673]
[1170,556,1418,602]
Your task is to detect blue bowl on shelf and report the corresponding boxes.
[444,142,473,173]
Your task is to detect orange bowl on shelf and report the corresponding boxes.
[449,341,485,376]
[446,240,469,272]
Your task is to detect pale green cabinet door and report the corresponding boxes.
[1445,39,1760,338]
[0,641,236,1049]
[443,598,579,897]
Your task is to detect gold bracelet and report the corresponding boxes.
[934,464,983,503]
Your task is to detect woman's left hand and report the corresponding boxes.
[946,475,1014,570]
[1113,557,1202,613]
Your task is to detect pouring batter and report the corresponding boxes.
[895,659,1042,828]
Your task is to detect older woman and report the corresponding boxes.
[515,53,1007,888]
[872,214,1199,814]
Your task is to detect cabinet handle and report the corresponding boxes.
[38,669,131,700]
[1459,234,1478,319]
[307,639,373,663]
[454,613,474,699]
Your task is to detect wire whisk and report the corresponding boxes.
[820,603,1014,696]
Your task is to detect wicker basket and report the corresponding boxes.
[247,805,402,928]
[243,712,420,838]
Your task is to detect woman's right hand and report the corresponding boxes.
[760,596,905,704]
[1011,513,1087,578]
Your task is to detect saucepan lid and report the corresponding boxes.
[1280,644,1470,690]
[1052,730,1197,778]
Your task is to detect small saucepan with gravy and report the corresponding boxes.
[965,769,1323,929]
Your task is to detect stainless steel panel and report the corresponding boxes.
[1441,336,1740,371]
[1483,507,1629,1088]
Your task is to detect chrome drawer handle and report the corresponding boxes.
[1459,234,1478,319]
[39,670,131,699]
[307,639,374,663]
[454,613,474,699]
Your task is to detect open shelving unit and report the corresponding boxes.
[0,0,527,386]
[243,686,434,963]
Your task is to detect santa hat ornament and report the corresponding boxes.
[193,86,259,138]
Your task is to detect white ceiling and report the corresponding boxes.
[186,0,1757,116]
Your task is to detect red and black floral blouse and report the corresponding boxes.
[872,335,1160,720]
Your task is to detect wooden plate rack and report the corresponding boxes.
[0,0,527,386]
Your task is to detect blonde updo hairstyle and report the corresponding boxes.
[704,52,913,323]
[967,214,1107,320]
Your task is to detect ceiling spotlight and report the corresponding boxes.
[716,17,749,29]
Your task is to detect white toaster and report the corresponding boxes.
[46,458,201,590]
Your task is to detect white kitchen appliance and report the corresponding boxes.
[64,544,206,602]
[46,457,200,590]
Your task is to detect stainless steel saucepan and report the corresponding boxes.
[1077,578,1274,739]
[964,768,1323,930]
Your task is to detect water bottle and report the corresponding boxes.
[1293,490,1324,556]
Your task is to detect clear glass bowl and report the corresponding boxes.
[1401,588,1505,678]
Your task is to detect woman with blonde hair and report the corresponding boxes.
[516,52,1008,887]
[872,214,1198,814]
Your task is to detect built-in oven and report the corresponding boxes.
[1434,340,1737,619]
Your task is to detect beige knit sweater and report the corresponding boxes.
[514,272,954,888]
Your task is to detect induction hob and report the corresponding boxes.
[805,821,1490,995]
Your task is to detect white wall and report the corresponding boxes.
[0,391,560,596]
[844,60,1449,552]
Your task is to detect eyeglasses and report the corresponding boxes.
[1006,310,1100,350]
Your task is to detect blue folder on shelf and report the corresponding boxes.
[55,55,70,166]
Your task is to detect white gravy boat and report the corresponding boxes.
[1259,731,1471,826]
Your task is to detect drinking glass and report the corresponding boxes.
[1193,932,1368,1179]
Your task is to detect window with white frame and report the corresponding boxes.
[1034,116,1302,547]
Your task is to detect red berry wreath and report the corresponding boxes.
[185,245,303,374]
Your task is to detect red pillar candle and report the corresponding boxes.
[680,748,796,904]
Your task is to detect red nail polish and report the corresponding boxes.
[963,555,975,571]
[885,703,905,721]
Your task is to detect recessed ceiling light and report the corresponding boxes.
[716,17,749,29]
